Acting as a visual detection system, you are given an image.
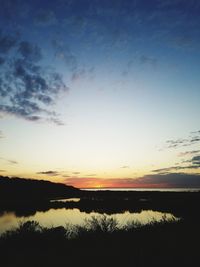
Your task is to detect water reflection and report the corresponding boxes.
[0,208,177,235]
[50,198,80,203]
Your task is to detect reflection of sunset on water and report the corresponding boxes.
[0,208,178,235]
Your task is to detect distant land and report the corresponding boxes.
[0,176,80,201]
[82,187,200,192]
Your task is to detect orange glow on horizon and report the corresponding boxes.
[63,177,170,189]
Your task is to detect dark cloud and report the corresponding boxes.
[135,173,200,188]
[0,31,68,124]
[179,150,200,157]
[153,152,200,173]
[0,170,6,172]
[152,165,200,173]
[191,130,200,134]
[191,137,200,143]
[192,155,200,165]
[72,172,81,175]
[0,157,18,165]
[166,138,188,148]
[36,171,59,176]
[8,159,18,164]
[165,130,200,149]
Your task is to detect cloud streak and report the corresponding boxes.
[152,165,200,173]
[120,166,130,169]
[179,150,200,157]
[153,153,200,173]
[36,171,59,176]
[0,157,18,165]
[164,130,200,149]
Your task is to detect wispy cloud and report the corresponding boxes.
[0,157,18,165]
[152,165,200,173]
[156,131,200,173]
[120,166,130,169]
[153,153,200,173]
[179,150,200,157]
[8,159,18,164]
[36,171,59,176]
[164,130,200,149]
[191,130,200,135]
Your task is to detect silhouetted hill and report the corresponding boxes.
[0,176,80,201]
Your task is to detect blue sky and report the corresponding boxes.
[0,0,200,188]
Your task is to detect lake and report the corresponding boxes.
[0,207,177,235]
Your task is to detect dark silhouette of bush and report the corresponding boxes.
[0,217,199,267]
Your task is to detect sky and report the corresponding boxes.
[0,0,200,188]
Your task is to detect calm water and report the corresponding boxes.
[50,198,80,203]
[82,188,200,192]
[0,208,177,235]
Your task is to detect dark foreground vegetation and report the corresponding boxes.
[0,217,199,267]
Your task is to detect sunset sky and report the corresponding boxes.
[0,0,200,188]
